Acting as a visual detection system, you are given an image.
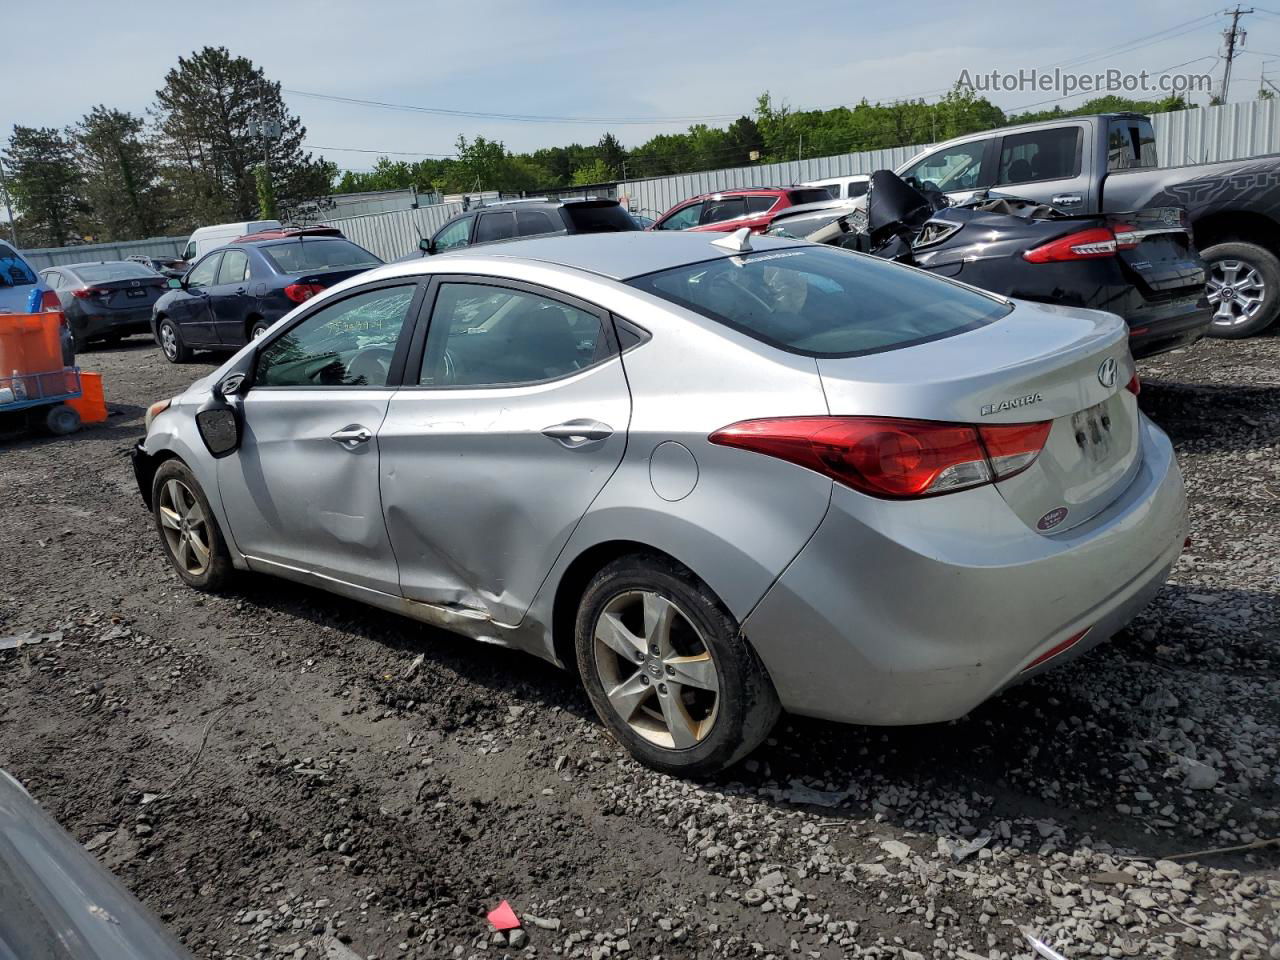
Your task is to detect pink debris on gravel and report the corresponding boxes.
[486,900,521,931]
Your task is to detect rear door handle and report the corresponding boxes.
[330,425,373,449]
[1052,194,1082,205]
[542,419,613,448]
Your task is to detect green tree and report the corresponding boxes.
[75,105,169,241]
[255,163,277,219]
[2,126,86,247]
[152,46,332,227]
[571,158,613,185]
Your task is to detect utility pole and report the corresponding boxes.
[0,157,19,248]
[1221,5,1254,103]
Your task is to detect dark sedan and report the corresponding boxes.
[152,234,382,363]
[40,261,168,351]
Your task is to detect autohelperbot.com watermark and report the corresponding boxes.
[957,67,1213,98]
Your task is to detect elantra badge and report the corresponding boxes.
[981,392,1042,416]
[1097,357,1118,389]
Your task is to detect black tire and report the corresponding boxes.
[1201,241,1280,339]
[575,554,780,777]
[157,317,191,363]
[101,332,123,347]
[150,459,232,592]
[248,318,271,341]
[72,330,89,353]
[44,404,81,436]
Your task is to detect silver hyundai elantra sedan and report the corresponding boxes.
[133,230,1187,776]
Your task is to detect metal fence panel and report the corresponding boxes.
[21,236,187,270]
[1151,99,1280,165]
[318,202,466,262]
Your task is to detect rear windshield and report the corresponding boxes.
[0,244,37,287]
[627,246,1010,358]
[261,238,382,274]
[788,188,835,205]
[73,262,157,283]
[562,203,639,234]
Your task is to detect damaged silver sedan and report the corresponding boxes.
[133,231,1187,775]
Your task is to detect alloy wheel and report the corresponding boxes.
[1207,259,1266,327]
[592,590,720,750]
[158,478,212,576]
[159,322,179,360]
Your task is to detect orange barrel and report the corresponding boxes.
[0,311,65,383]
[66,371,107,424]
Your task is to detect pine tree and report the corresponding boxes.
[2,126,86,247]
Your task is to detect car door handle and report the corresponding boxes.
[1052,194,1082,205]
[542,419,613,447]
[330,425,373,448]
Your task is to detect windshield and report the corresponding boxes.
[261,238,382,274]
[73,262,158,283]
[0,244,37,287]
[627,246,1010,358]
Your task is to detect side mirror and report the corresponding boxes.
[195,406,240,457]
[418,237,435,255]
[167,277,183,289]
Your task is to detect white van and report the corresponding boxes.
[799,176,870,201]
[179,220,282,262]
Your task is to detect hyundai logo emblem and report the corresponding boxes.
[1097,357,1118,389]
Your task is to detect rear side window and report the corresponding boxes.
[476,212,516,243]
[261,239,381,274]
[1107,119,1158,171]
[787,189,833,205]
[562,202,637,233]
[628,246,1010,358]
[0,243,38,287]
[516,211,557,237]
[997,128,1081,184]
[745,195,778,214]
[701,197,746,225]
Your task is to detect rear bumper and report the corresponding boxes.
[1126,296,1213,359]
[741,415,1187,726]
[71,306,154,340]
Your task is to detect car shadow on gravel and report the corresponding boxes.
[0,404,146,449]
[1140,380,1280,452]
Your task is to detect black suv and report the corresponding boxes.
[403,198,637,259]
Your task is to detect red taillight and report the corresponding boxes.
[38,290,60,312]
[1125,372,1141,396]
[708,416,1052,499]
[1023,227,1119,263]
[70,287,95,299]
[284,282,325,303]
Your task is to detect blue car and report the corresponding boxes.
[151,228,382,363]
[1,240,75,366]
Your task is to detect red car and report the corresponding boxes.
[650,186,834,234]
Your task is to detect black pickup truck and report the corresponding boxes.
[896,112,1280,338]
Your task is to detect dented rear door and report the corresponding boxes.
[378,277,631,626]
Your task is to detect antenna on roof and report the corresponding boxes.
[711,227,752,253]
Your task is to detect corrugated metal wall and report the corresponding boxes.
[21,236,187,269]
[615,145,928,218]
[319,202,467,261]
[1151,99,1280,165]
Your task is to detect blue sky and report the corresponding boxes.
[2,0,1278,177]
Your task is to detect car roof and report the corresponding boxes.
[389,231,811,281]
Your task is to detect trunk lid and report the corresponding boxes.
[1110,207,1205,299]
[83,276,167,311]
[816,300,1141,532]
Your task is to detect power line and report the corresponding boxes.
[284,89,745,125]
[1221,5,1255,101]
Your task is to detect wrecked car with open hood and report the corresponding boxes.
[767,170,1213,359]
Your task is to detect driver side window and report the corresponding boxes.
[186,254,221,289]
[901,140,991,192]
[657,202,704,230]
[256,285,417,388]
[434,217,473,251]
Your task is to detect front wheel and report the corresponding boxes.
[151,459,232,591]
[575,555,780,777]
[157,317,191,363]
[1202,241,1280,339]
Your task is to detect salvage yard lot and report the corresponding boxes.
[1,336,1277,959]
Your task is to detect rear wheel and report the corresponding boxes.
[151,459,231,591]
[249,318,271,341]
[157,317,191,363]
[1202,241,1280,338]
[575,555,780,777]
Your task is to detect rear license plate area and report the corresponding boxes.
[1070,400,1114,464]
[127,288,146,298]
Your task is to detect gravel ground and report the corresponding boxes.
[1,334,1277,960]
